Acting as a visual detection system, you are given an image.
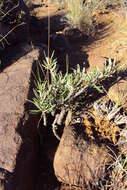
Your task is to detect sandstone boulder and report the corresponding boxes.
[54,124,111,189]
[0,46,40,190]
[108,79,127,108]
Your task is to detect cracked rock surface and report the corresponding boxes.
[0,46,40,190]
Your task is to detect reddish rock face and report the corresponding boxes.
[0,46,40,190]
[54,124,111,188]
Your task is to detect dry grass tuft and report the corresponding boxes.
[64,0,126,35]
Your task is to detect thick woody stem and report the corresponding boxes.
[52,107,67,140]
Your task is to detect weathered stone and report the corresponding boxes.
[108,79,127,108]
[54,124,110,188]
[0,46,40,189]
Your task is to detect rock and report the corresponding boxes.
[0,46,40,189]
[26,0,43,6]
[108,79,127,108]
[54,124,111,188]
[64,28,83,43]
[50,33,67,52]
